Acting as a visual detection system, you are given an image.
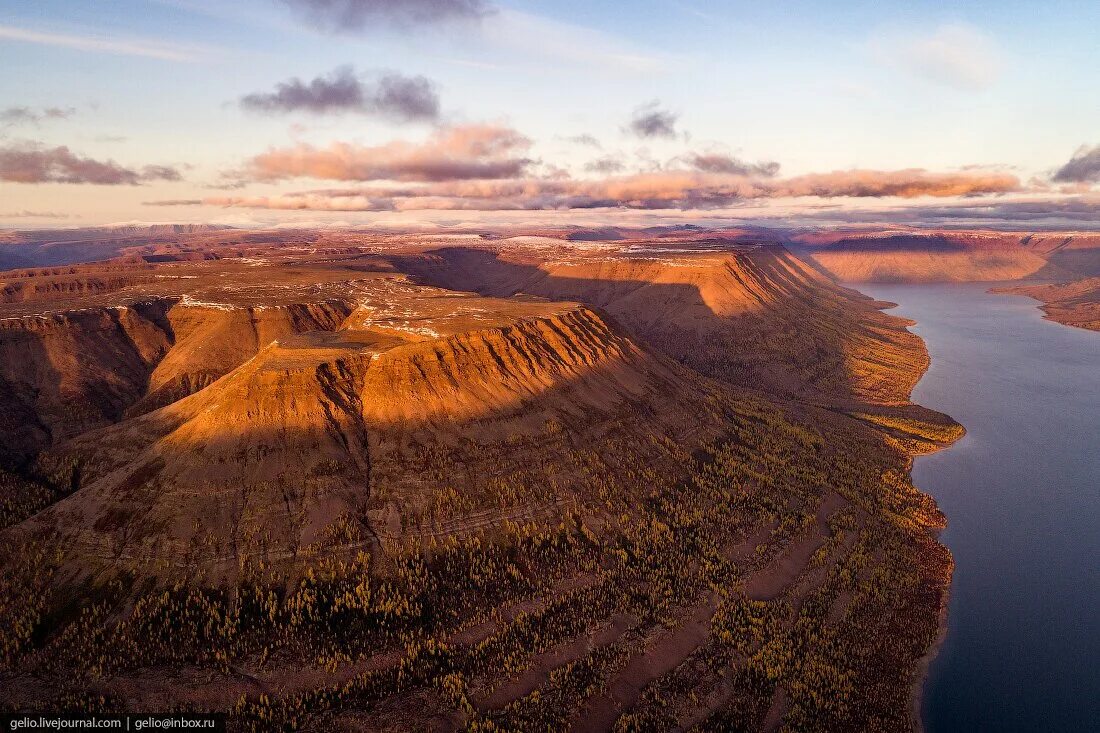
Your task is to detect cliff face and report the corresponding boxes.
[1022,233,1100,277]
[397,244,927,404]
[0,301,174,463]
[26,304,715,579]
[793,230,1100,282]
[359,307,652,425]
[1,274,148,304]
[134,300,355,414]
[809,248,1049,282]
[0,298,356,461]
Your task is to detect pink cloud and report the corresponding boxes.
[0,141,181,185]
[237,124,533,183]
[773,169,1020,199]
[157,167,1020,214]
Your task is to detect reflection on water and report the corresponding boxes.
[858,283,1100,733]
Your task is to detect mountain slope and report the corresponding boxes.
[0,301,174,463]
[793,230,1100,282]
[133,300,355,414]
[23,303,718,581]
[0,299,356,461]
[999,277,1100,331]
[0,236,962,732]
[392,243,928,405]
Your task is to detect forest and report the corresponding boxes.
[0,390,951,732]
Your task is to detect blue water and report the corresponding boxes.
[857,283,1100,732]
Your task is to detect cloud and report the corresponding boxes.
[280,0,492,33]
[234,124,533,182]
[139,165,184,182]
[562,134,602,148]
[780,196,1100,230]
[687,152,779,177]
[240,67,440,121]
[144,199,204,206]
[772,169,1019,199]
[556,169,1019,209]
[0,142,182,185]
[871,23,1004,91]
[0,24,210,62]
[0,209,72,219]
[627,101,678,139]
[0,106,75,127]
[1052,145,1100,184]
[584,156,625,174]
[366,74,440,122]
[210,193,395,212]
[162,167,1020,213]
[279,4,665,73]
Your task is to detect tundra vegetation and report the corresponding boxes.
[1,393,951,731]
[0,235,960,731]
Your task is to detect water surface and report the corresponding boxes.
[857,283,1100,732]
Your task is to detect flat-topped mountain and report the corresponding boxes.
[0,225,233,269]
[791,229,1100,282]
[24,297,717,584]
[392,240,929,404]
[0,231,962,731]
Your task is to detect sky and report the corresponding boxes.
[2,0,1100,230]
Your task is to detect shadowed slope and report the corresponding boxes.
[21,303,717,582]
[793,230,1100,282]
[0,301,175,463]
[0,235,963,732]
[391,243,928,405]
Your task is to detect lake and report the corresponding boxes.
[857,283,1100,732]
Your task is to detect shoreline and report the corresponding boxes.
[854,281,1100,731]
[902,425,961,733]
[858,285,964,733]
[881,281,1098,731]
[991,284,1100,334]
[909,557,953,733]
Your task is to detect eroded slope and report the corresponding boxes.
[24,300,711,583]
[0,235,961,732]
[794,230,1100,282]
[393,241,930,405]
